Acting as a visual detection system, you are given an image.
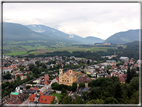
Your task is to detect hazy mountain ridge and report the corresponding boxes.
[103,29,140,44]
[3,22,139,44]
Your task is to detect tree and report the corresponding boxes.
[20,67,24,71]
[35,61,40,67]
[79,82,85,88]
[61,88,67,94]
[42,63,47,69]
[16,75,21,81]
[68,86,72,91]
[81,91,89,102]
[51,82,59,90]
[29,64,34,71]
[89,87,101,99]
[127,67,131,83]
[26,85,31,89]
[129,77,139,91]
[32,66,39,74]
[62,96,72,104]
[129,90,139,104]
[130,68,136,80]
[104,97,119,104]
[72,82,77,92]
[51,97,57,104]
[72,94,83,104]
[86,99,104,104]
[113,82,122,99]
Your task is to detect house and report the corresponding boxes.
[111,72,116,77]
[7,92,28,104]
[129,59,134,65]
[119,57,129,62]
[44,74,49,81]
[77,76,91,88]
[118,75,125,84]
[29,90,55,104]
[15,85,25,94]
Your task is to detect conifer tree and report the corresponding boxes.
[127,67,131,83]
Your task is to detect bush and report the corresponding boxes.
[26,85,31,89]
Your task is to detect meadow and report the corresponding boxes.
[3,40,117,56]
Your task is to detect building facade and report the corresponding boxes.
[59,68,76,86]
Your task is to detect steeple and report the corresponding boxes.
[70,62,72,70]
[60,63,62,69]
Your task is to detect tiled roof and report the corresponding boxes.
[29,94,54,104]
[8,97,22,104]
[66,70,75,76]
[77,77,91,84]
[30,87,39,90]
[119,76,125,82]
[111,72,115,74]
[44,81,49,86]
[44,75,49,81]
[122,74,127,79]
[106,75,111,78]
[38,95,54,104]
[29,94,36,102]
[15,74,23,77]
[55,77,59,82]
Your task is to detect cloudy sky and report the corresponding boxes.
[3,3,140,39]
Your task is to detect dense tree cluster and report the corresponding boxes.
[61,76,139,104]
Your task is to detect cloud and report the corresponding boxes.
[3,3,140,39]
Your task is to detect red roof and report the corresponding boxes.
[30,87,39,90]
[29,94,36,102]
[66,70,75,76]
[28,71,32,73]
[55,77,59,82]
[122,74,127,79]
[112,65,117,68]
[130,59,134,62]
[44,81,49,86]
[111,72,115,75]
[78,71,82,73]
[44,75,49,81]
[106,75,111,78]
[119,76,125,82]
[15,74,23,77]
[38,95,54,104]
[29,94,54,104]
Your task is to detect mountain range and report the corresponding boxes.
[3,22,140,44]
[103,29,140,44]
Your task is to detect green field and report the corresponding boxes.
[3,40,118,56]
[5,51,27,56]
[51,93,62,102]
[28,51,37,54]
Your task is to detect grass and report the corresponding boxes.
[5,51,27,56]
[51,93,62,102]
[77,57,86,59]
[28,51,37,54]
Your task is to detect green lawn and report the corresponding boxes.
[51,93,62,102]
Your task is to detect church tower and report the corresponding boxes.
[59,63,63,83]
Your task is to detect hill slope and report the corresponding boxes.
[3,22,77,43]
[103,29,139,44]
[26,25,104,44]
